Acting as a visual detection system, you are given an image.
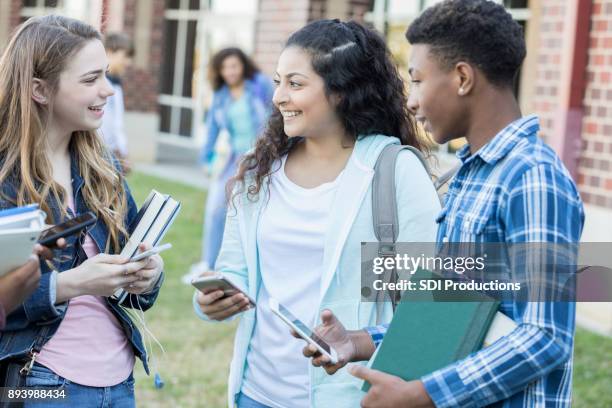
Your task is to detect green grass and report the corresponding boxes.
[126,171,612,407]
[573,328,612,407]
[127,172,236,407]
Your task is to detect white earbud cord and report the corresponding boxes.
[123,293,166,383]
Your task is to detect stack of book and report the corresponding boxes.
[0,204,46,276]
[111,190,181,302]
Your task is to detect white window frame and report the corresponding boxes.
[21,0,63,18]
[21,0,103,29]
[158,0,201,143]
[158,0,257,147]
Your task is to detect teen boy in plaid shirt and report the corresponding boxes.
[299,1,584,407]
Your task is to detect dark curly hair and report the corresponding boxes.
[209,47,260,91]
[229,19,421,204]
[406,0,526,88]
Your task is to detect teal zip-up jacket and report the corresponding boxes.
[194,134,441,407]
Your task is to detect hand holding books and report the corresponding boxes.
[55,251,151,302]
[0,240,66,317]
[347,366,434,408]
[0,254,40,317]
[111,190,180,302]
[124,242,164,295]
[0,204,46,277]
[0,205,67,318]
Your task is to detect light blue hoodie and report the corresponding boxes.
[194,134,441,407]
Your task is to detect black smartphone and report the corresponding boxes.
[38,212,97,248]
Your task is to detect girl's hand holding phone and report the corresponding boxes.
[56,253,149,302]
[195,271,251,321]
[124,242,164,295]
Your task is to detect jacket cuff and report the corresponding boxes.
[121,272,164,311]
[142,271,164,295]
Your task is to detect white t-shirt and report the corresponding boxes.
[241,156,342,408]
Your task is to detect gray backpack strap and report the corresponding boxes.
[372,144,432,243]
[372,144,458,324]
[372,144,430,322]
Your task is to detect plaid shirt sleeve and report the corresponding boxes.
[365,323,389,347]
[421,164,583,407]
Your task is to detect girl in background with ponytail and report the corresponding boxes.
[194,19,440,408]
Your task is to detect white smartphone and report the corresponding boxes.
[191,274,256,307]
[130,243,172,262]
[268,298,338,365]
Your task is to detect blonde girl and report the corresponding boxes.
[0,15,164,408]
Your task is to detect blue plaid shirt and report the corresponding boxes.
[365,115,584,407]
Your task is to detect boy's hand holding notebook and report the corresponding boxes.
[361,268,517,391]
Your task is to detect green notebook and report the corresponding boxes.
[362,270,499,391]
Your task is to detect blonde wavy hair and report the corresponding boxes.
[0,15,128,253]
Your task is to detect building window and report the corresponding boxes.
[159,0,200,138]
[368,0,530,158]
[158,0,257,144]
[21,0,61,23]
[504,0,528,8]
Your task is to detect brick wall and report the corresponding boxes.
[309,0,327,21]
[578,0,612,208]
[254,0,374,76]
[8,0,22,31]
[532,1,566,143]
[253,0,311,76]
[121,0,164,112]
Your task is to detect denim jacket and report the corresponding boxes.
[0,151,163,374]
[199,72,273,165]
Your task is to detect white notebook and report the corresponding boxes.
[0,207,46,276]
[111,191,181,302]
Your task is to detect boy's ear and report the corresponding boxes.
[32,78,50,105]
[454,62,475,96]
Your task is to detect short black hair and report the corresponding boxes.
[406,0,526,88]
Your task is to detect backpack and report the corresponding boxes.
[371,144,459,323]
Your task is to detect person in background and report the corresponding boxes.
[184,47,273,283]
[100,32,134,174]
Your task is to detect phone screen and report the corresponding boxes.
[278,303,331,353]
